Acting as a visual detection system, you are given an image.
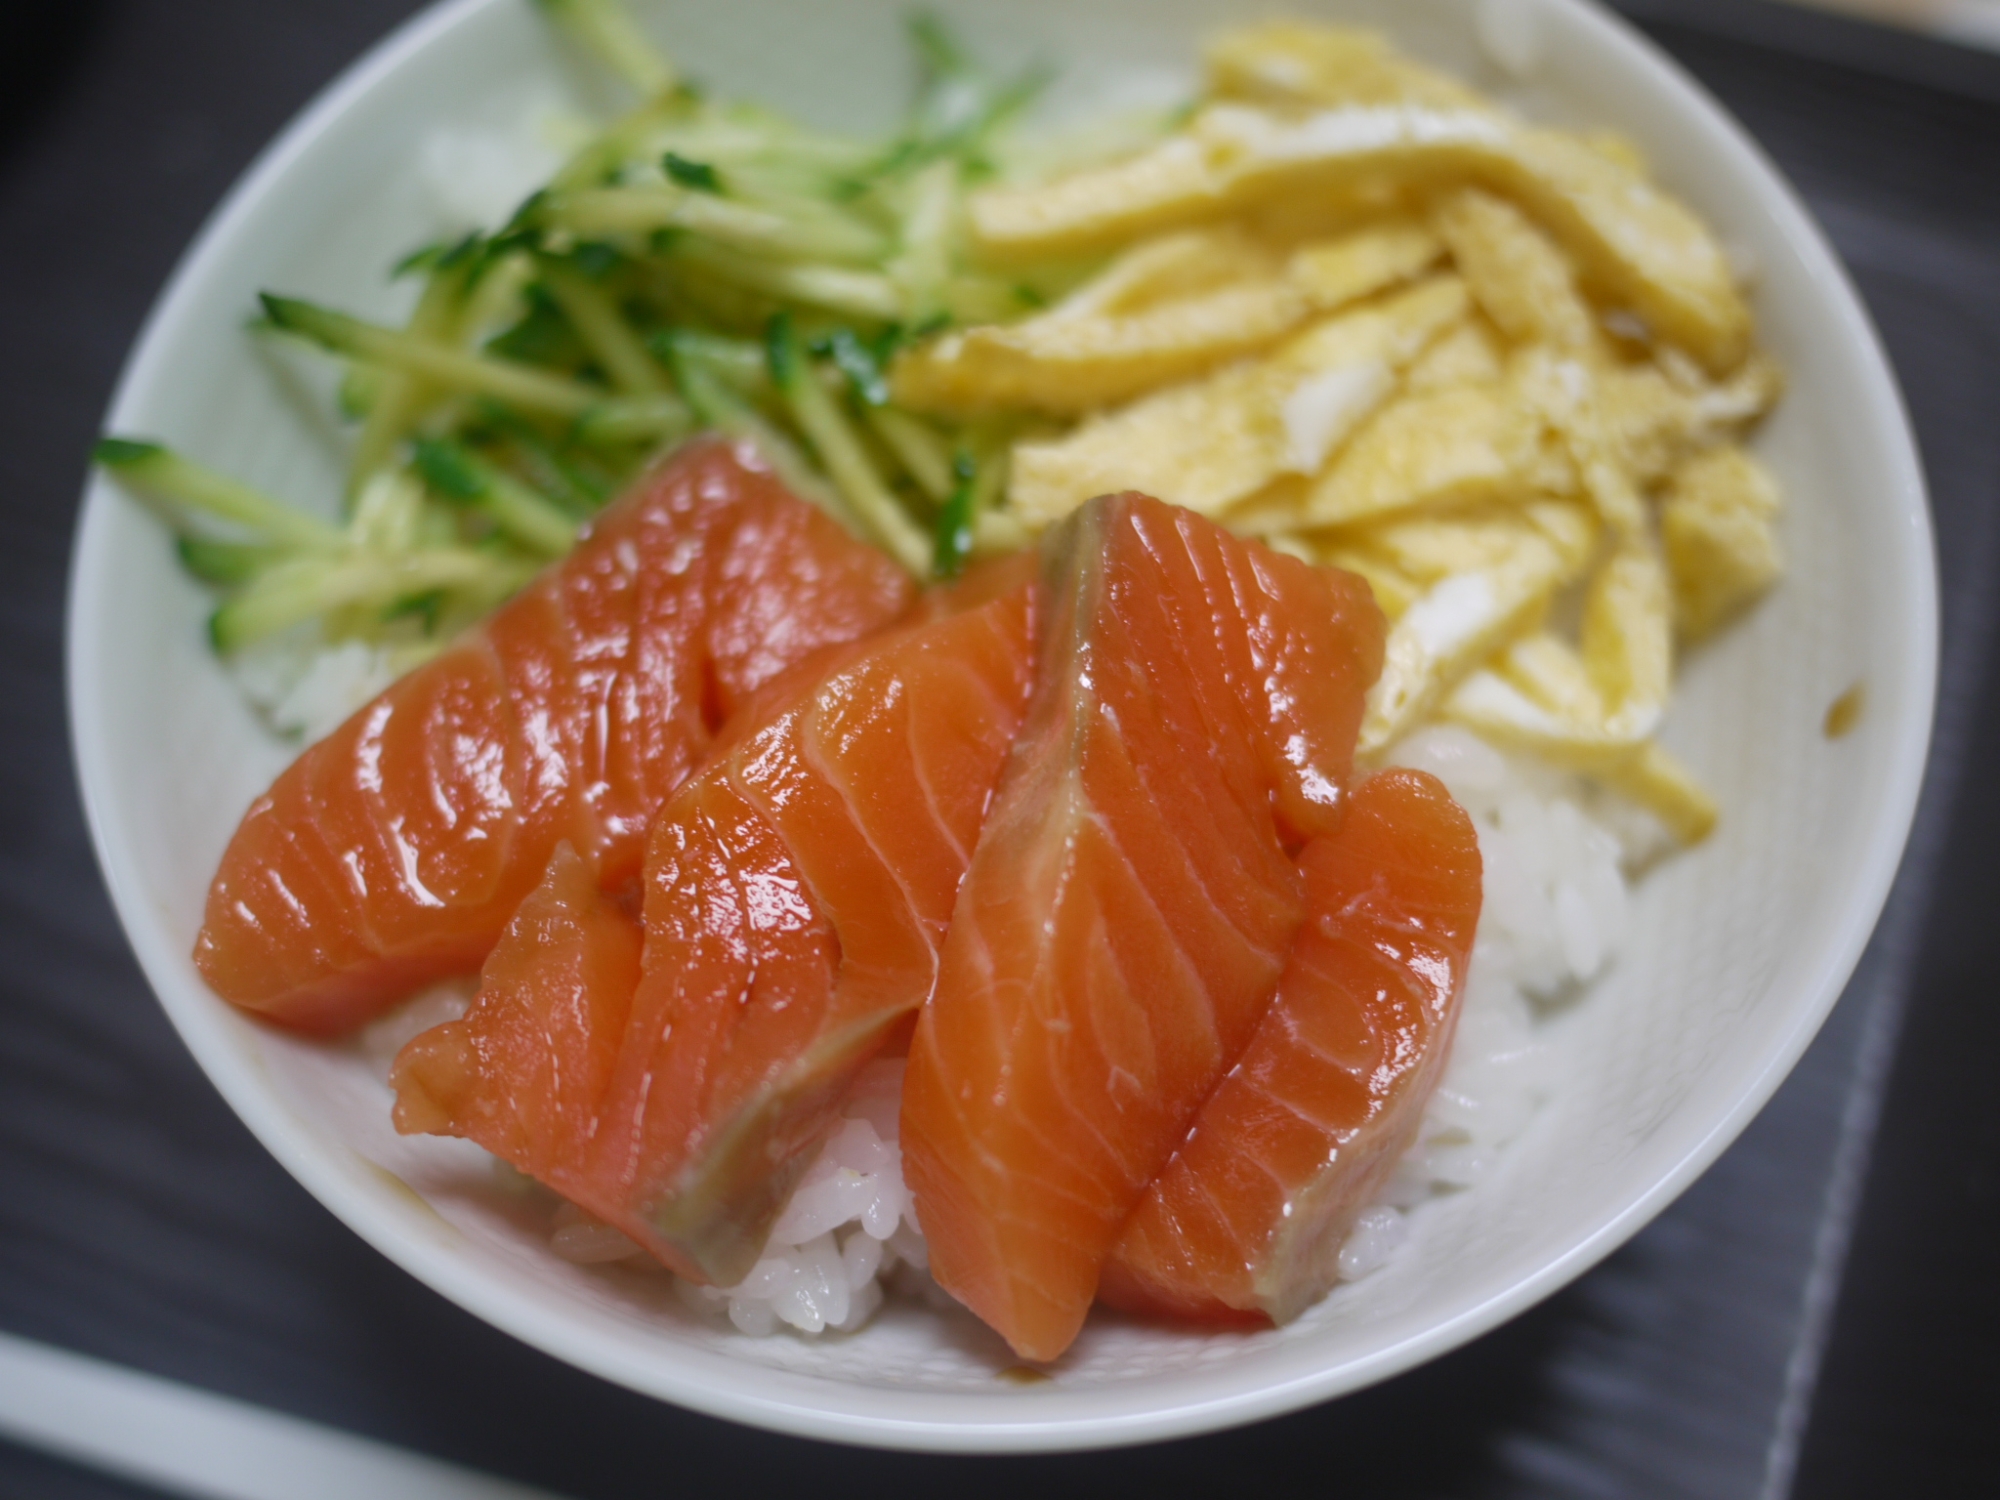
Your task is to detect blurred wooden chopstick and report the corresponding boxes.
[0,1331,570,1500]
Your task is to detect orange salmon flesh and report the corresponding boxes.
[900,491,1389,1361]
[391,579,1038,1285]
[194,439,912,1035]
[203,460,1490,1355]
[1100,768,1481,1328]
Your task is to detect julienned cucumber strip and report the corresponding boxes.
[933,450,979,579]
[889,159,959,324]
[649,330,767,392]
[533,0,677,98]
[863,405,954,503]
[260,295,604,418]
[536,258,670,396]
[570,394,695,448]
[210,548,534,654]
[346,257,469,502]
[412,440,578,558]
[114,0,1110,663]
[545,186,887,266]
[821,328,891,407]
[337,366,381,421]
[93,439,342,549]
[667,242,903,321]
[938,438,1013,577]
[868,14,1052,181]
[767,312,930,574]
[470,402,612,517]
[660,330,859,531]
[177,537,281,587]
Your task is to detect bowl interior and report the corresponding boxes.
[67,0,1934,1451]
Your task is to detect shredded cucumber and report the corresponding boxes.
[93,0,1146,672]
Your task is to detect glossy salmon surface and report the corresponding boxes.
[389,839,644,1190]
[392,581,1037,1284]
[900,491,1386,1361]
[195,439,913,1035]
[1100,769,1482,1327]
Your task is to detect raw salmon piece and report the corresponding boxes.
[393,580,1038,1284]
[900,491,1387,1361]
[1099,769,1482,1326]
[388,840,643,1177]
[195,439,913,1036]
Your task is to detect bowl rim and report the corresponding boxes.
[65,0,1939,1453]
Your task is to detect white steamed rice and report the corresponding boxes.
[229,631,399,745]
[1375,724,1662,1213]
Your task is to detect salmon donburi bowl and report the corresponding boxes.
[69,0,1933,1450]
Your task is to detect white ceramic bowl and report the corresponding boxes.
[67,0,1934,1453]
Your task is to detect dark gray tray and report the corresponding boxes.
[2,1,1995,1494]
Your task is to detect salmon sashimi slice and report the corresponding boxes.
[1099,769,1482,1327]
[391,840,645,1183]
[392,580,1038,1284]
[195,439,913,1036]
[900,491,1387,1361]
